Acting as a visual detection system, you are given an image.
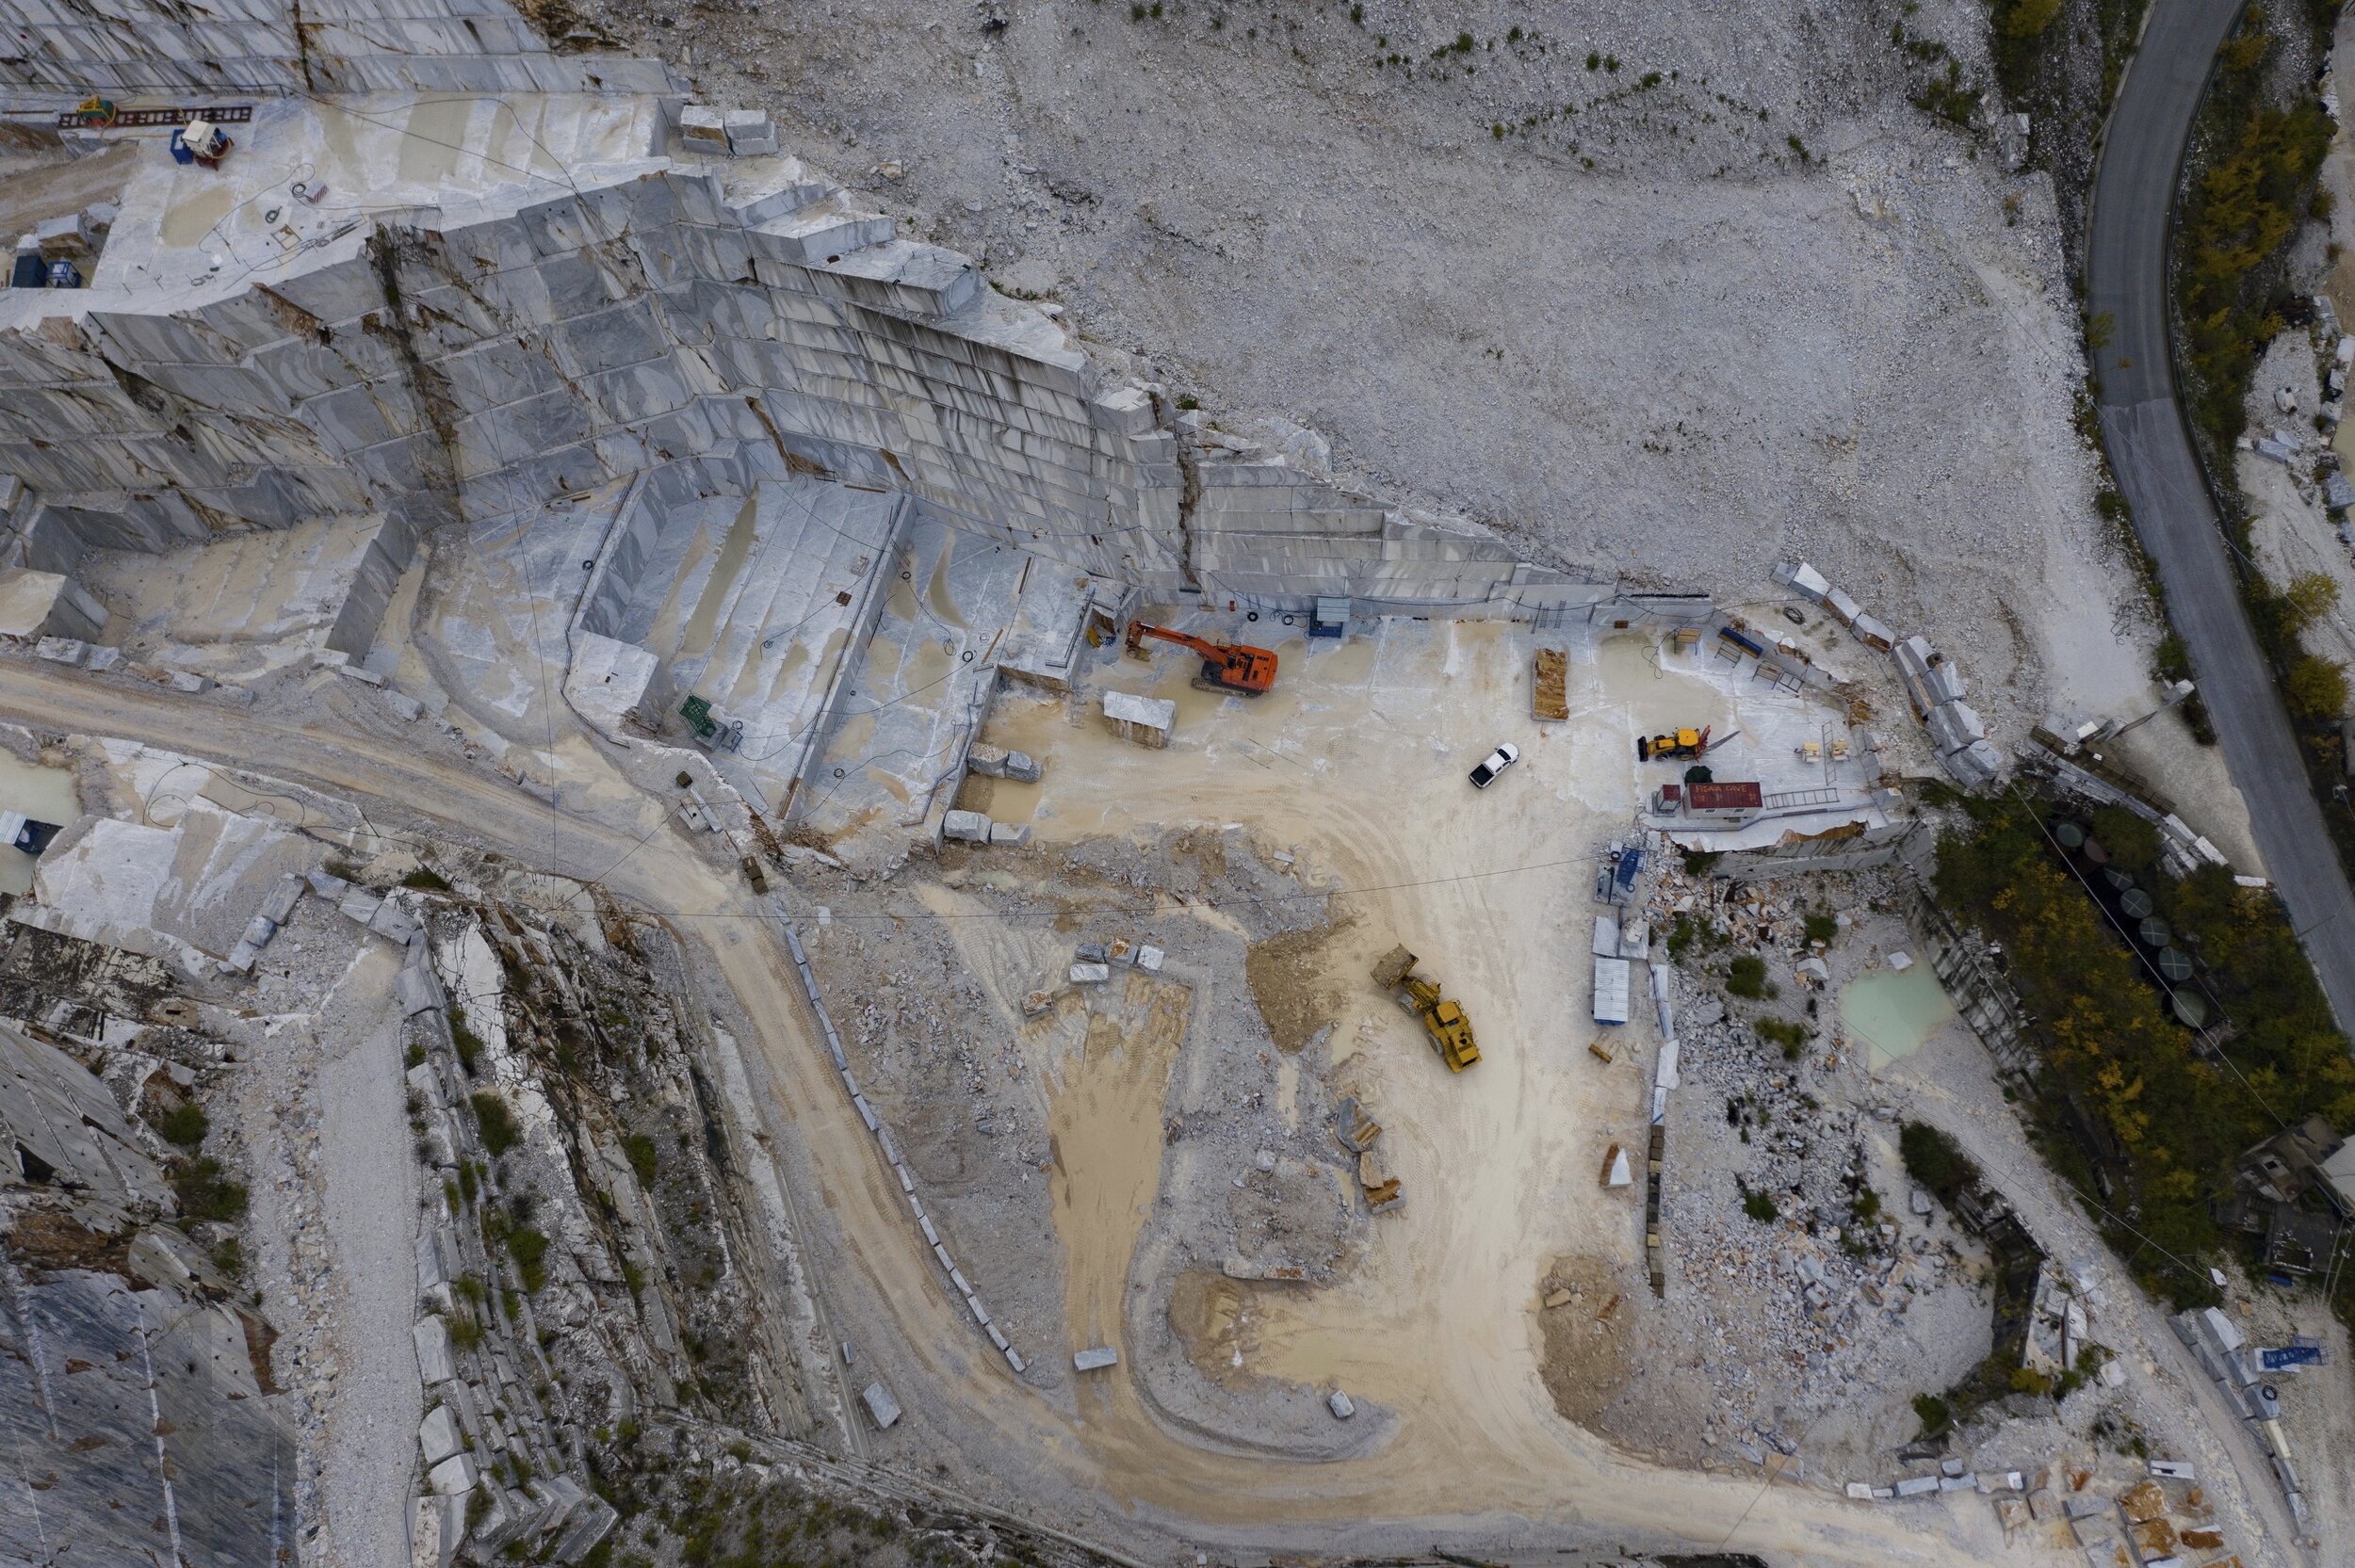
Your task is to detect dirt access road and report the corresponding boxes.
[0,651,2001,1563]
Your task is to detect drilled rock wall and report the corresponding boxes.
[0,0,669,96]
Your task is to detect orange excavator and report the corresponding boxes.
[1124,621,1279,696]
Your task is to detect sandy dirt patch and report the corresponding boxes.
[1534,1253,1636,1429]
[1244,917,1356,1054]
[1167,1268,1265,1393]
[1048,972,1191,1362]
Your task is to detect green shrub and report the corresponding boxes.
[1937,794,2355,1268]
[448,1009,487,1075]
[471,1092,520,1156]
[623,1133,659,1188]
[1727,955,1768,999]
[2284,655,2348,719]
[1666,914,1697,962]
[2279,571,2342,636]
[1803,911,1838,946]
[2178,24,2333,461]
[1998,0,2062,37]
[1741,1188,1778,1222]
[2088,804,2160,871]
[506,1227,550,1292]
[154,1103,208,1148]
[171,1156,248,1223]
[1911,1392,1951,1434]
[401,866,452,892]
[1899,1121,1976,1204]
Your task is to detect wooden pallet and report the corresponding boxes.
[1532,646,1568,720]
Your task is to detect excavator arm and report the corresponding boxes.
[1127,622,1222,660]
[1123,621,1280,695]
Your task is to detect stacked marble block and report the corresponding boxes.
[941,743,1041,849]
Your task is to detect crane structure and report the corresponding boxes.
[1123,621,1279,696]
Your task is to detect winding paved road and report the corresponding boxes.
[2087,0,2355,1029]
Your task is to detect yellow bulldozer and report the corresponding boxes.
[1372,945,1480,1072]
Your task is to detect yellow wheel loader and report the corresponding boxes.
[1372,946,1480,1072]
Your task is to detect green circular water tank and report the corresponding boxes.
[2120,888,2154,919]
[2104,868,2137,894]
[2138,915,2170,948]
[2155,946,2193,982]
[2054,820,2086,849]
[2172,991,2210,1028]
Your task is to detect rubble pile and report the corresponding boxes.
[2242,294,2348,507]
[798,909,1037,1380]
[1606,857,2010,1477]
[2056,1472,2247,1565]
[1661,962,1981,1463]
